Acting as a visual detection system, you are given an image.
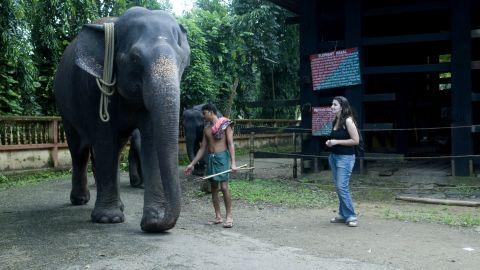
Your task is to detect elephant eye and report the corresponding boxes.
[130,52,141,64]
[128,47,143,65]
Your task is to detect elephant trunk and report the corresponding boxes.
[140,55,181,232]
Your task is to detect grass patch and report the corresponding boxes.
[235,143,296,157]
[382,204,480,227]
[0,170,71,190]
[229,178,336,207]
[353,188,397,202]
[453,184,480,197]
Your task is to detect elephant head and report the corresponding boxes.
[72,7,190,232]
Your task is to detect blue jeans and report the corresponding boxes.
[328,154,357,222]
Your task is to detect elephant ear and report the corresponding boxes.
[74,24,106,78]
[179,24,187,34]
[178,24,191,67]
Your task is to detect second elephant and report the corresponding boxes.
[183,104,223,176]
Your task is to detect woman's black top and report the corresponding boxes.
[330,124,355,155]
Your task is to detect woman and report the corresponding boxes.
[325,96,359,227]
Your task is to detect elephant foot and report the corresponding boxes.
[91,202,125,223]
[70,189,90,205]
[141,208,177,232]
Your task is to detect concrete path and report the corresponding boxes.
[1,159,479,269]
[0,176,391,270]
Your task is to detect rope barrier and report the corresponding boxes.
[254,151,480,161]
[237,123,480,132]
[307,183,480,191]
[240,122,480,161]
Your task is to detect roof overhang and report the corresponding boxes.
[267,0,300,14]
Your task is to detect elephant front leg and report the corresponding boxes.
[139,129,181,232]
[91,142,125,223]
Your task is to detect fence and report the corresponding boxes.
[0,116,300,171]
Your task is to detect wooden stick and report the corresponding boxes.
[200,164,248,180]
[237,166,255,170]
[395,196,480,207]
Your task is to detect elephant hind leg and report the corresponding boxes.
[63,122,91,205]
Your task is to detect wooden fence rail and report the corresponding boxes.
[0,116,300,169]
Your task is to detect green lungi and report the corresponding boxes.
[207,150,231,182]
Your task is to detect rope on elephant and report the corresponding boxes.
[96,22,116,122]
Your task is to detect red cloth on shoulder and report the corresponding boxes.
[211,117,233,140]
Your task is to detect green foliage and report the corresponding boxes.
[178,16,217,106]
[231,0,299,118]
[179,1,247,112]
[0,0,41,115]
[28,0,100,115]
[178,0,299,118]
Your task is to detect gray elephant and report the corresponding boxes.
[183,104,222,176]
[54,7,190,232]
[128,129,142,188]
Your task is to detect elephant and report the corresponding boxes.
[128,129,142,188]
[54,7,190,232]
[183,104,222,176]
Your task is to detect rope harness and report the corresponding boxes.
[96,23,116,122]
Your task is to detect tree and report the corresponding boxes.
[178,16,217,109]
[231,0,299,118]
[28,0,99,115]
[97,0,172,17]
[0,0,41,115]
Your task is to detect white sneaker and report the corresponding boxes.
[347,220,358,227]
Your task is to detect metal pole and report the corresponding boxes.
[249,131,255,180]
[293,132,297,178]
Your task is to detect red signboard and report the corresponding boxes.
[312,107,334,136]
[310,48,361,90]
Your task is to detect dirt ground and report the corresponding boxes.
[1,157,479,269]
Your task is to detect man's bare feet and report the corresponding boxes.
[207,217,223,225]
[223,217,233,228]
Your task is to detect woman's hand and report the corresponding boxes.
[325,139,336,147]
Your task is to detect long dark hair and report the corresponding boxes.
[333,96,357,128]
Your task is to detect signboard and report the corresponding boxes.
[312,107,334,136]
[310,48,361,90]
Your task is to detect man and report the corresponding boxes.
[185,103,237,228]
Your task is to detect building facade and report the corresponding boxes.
[270,0,479,176]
